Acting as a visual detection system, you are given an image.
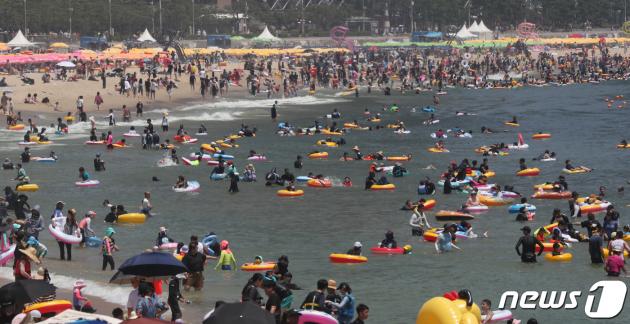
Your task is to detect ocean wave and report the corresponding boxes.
[0,267,130,305]
[180,96,346,112]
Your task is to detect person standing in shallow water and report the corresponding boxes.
[271,100,277,120]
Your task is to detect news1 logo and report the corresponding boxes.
[498,281,627,319]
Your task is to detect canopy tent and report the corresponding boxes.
[7,30,34,47]
[137,28,156,42]
[468,21,480,33]
[475,20,493,40]
[456,24,477,39]
[251,26,281,43]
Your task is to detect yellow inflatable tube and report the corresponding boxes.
[544,253,573,262]
[17,184,39,192]
[117,213,147,224]
[417,296,481,324]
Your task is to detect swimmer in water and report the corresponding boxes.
[78,167,90,181]
[379,231,397,248]
[175,175,187,189]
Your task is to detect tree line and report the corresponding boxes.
[0,0,624,39]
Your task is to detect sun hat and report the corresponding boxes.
[354,241,362,248]
[18,247,40,264]
[73,280,87,289]
[327,279,337,290]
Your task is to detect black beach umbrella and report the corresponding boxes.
[203,302,276,324]
[118,252,188,277]
[0,280,56,311]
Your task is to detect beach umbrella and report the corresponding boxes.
[118,252,188,277]
[56,61,76,68]
[108,270,171,285]
[203,302,276,324]
[0,280,56,311]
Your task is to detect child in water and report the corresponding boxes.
[215,240,236,271]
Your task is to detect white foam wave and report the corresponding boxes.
[0,267,130,305]
[180,96,346,112]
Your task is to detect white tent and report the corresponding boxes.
[468,21,480,33]
[137,28,156,42]
[7,30,34,47]
[456,23,477,39]
[252,26,281,42]
[476,20,493,39]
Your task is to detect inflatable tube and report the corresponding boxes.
[465,205,489,213]
[427,147,449,153]
[516,168,540,176]
[343,123,359,129]
[423,230,439,242]
[195,132,208,136]
[532,133,551,139]
[85,140,105,145]
[435,210,474,221]
[18,142,36,146]
[535,242,563,253]
[603,248,630,258]
[329,253,368,264]
[189,153,213,161]
[296,176,312,182]
[430,133,448,139]
[240,262,277,272]
[419,199,437,211]
[123,132,141,137]
[369,184,395,191]
[316,140,338,148]
[370,247,404,255]
[117,213,147,224]
[181,157,200,166]
[321,129,343,136]
[247,155,267,161]
[158,242,179,250]
[277,189,304,197]
[482,310,513,323]
[210,173,227,181]
[86,236,102,248]
[172,181,200,192]
[75,180,100,187]
[504,122,519,127]
[562,168,590,174]
[580,202,610,213]
[544,253,573,262]
[479,195,512,206]
[219,142,237,148]
[23,300,72,316]
[507,144,529,150]
[112,143,128,148]
[422,106,436,113]
[0,245,16,265]
[33,157,56,163]
[174,135,198,144]
[307,178,332,188]
[531,191,572,199]
[308,152,328,159]
[201,144,216,153]
[7,124,25,131]
[49,224,82,244]
[212,153,234,160]
[387,156,411,161]
[540,158,556,162]
[63,115,75,122]
[508,204,537,213]
[437,179,470,188]
[17,184,39,192]
[416,296,481,324]
[207,160,219,166]
[533,183,555,190]
[298,310,339,324]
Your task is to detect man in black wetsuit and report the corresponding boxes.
[515,226,544,263]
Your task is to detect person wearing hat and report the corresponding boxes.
[325,279,341,315]
[156,227,174,247]
[72,280,96,313]
[515,226,545,263]
[14,246,40,280]
[608,230,630,259]
[79,211,96,247]
[346,242,362,256]
[605,246,627,277]
[214,240,237,271]
[26,236,47,260]
[102,227,118,271]
[325,282,355,324]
